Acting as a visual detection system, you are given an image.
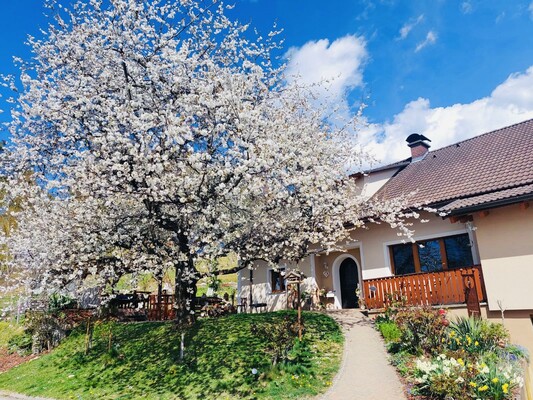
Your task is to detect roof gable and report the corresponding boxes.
[374,119,533,211]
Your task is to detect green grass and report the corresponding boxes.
[0,311,342,399]
[0,320,24,348]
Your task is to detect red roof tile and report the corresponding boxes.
[441,184,533,211]
[374,119,533,212]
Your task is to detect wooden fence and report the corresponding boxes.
[362,265,486,310]
[148,294,175,321]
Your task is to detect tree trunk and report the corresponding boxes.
[174,255,198,325]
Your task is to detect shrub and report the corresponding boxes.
[499,344,529,363]
[383,291,408,318]
[48,293,77,313]
[373,313,392,326]
[25,312,66,353]
[480,320,510,346]
[394,307,447,355]
[389,351,413,377]
[250,314,302,365]
[377,321,402,343]
[411,353,524,400]
[7,331,33,355]
[447,317,510,353]
[411,354,466,399]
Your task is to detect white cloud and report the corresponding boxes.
[284,35,367,103]
[529,1,533,20]
[415,31,437,52]
[360,66,533,165]
[461,1,473,14]
[398,14,424,40]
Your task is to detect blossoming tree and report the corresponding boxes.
[0,0,416,322]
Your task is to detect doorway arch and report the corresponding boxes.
[332,254,361,309]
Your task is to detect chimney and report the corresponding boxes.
[406,133,431,161]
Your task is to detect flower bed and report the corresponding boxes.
[374,306,528,399]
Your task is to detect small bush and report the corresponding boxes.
[447,317,510,353]
[499,344,529,363]
[250,314,302,365]
[7,331,33,355]
[411,353,524,400]
[394,307,447,355]
[480,320,510,346]
[48,293,77,313]
[377,321,402,343]
[373,314,392,326]
[389,351,412,377]
[25,312,66,353]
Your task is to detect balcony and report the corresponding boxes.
[362,265,486,310]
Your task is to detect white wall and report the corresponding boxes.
[237,257,316,312]
[354,211,473,280]
[359,168,399,199]
[473,204,533,311]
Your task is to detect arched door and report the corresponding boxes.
[340,258,359,309]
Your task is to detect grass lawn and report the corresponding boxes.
[0,311,342,399]
[0,321,23,348]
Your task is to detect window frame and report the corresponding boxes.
[269,268,286,294]
[388,232,475,276]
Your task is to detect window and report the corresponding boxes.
[270,268,286,293]
[390,233,474,276]
[390,243,416,275]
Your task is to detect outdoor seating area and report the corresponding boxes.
[107,291,239,321]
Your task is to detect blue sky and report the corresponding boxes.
[1,0,533,163]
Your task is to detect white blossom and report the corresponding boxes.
[0,0,419,318]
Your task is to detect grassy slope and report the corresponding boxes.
[0,311,342,400]
[0,321,23,348]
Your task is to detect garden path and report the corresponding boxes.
[319,309,407,400]
[0,392,53,400]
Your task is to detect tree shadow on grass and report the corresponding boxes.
[0,312,342,400]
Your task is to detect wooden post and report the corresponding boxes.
[84,317,92,355]
[297,282,302,341]
[157,278,163,321]
[108,330,113,352]
[462,270,481,318]
[180,332,185,360]
[249,268,253,313]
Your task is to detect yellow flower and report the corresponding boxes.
[502,383,509,394]
[450,331,456,337]
[469,382,477,388]
[492,377,499,383]
[475,341,479,346]
[457,358,465,366]
[479,385,489,392]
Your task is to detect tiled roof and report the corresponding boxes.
[367,158,411,173]
[374,119,533,212]
[441,184,533,211]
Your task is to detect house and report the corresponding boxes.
[238,118,533,361]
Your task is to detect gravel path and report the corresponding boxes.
[0,392,53,400]
[319,309,408,400]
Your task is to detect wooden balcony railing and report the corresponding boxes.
[362,265,486,310]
